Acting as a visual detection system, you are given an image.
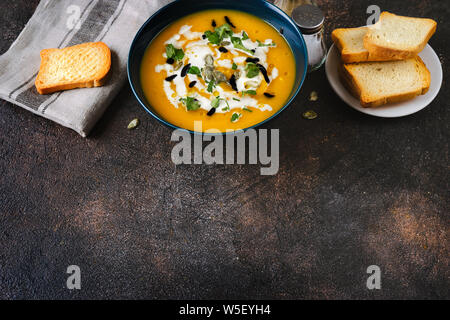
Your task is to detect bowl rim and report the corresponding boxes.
[127,0,308,136]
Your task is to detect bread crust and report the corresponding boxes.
[363,12,437,61]
[332,28,369,63]
[341,56,431,108]
[35,42,111,95]
[332,27,407,63]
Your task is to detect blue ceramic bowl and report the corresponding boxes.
[128,0,308,134]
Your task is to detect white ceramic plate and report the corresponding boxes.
[325,43,443,118]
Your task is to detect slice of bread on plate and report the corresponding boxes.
[35,42,111,95]
[332,27,371,63]
[363,12,437,61]
[340,56,430,108]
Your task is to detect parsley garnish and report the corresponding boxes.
[216,24,233,40]
[188,66,202,77]
[257,40,276,47]
[232,62,238,70]
[242,90,257,96]
[243,107,253,112]
[203,24,233,45]
[207,80,216,93]
[179,97,201,111]
[211,96,221,109]
[204,30,220,45]
[222,100,231,112]
[166,44,184,61]
[231,112,241,123]
[242,31,249,40]
[231,37,254,55]
[245,63,260,78]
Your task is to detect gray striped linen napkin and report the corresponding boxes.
[0,0,171,137]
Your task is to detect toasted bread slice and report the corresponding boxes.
[340,56,431,108]
[35,42,111,95]
[332,27,372,63]
[332,27,404,63]
[364,12,437,61]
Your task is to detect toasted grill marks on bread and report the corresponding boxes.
[340,56,431,108]
[35,42,111,95]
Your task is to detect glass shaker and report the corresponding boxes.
[272,0,317,17]
[291,4,328,72]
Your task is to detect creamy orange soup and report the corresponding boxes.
[141,10,296,132]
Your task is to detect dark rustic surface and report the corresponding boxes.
[0,0,448,300]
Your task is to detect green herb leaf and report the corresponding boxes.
[233,98,240,101]
[257,40,276,47]
[211,96,221,109]
[180,97,201,111]
[207,80,216,93]
[242,31,249,40]
[245,63,260,78]
[232,62,238,70]
[231,112,241,123]
[243,107,253,112]
[204,30,220,45]
[222,100,231,112]
[165,44,175,59]
[188,66,202,77]
[231,37,254,54]
[166,44,185,61]
[204,24,233,46]
[215,24,233,40]
[175,49,185,60]
[242,90,257,96]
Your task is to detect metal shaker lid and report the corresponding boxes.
[291,4,325,34]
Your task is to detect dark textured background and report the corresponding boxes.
[0,0,448,300]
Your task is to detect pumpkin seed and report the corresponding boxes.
[173,60,183,71]
[127,118,140,130]
[204,54,214,67]
[244,81,259,89]
[302,110,318,120]
[310,91,318,101]
[213,70,227,83]
[203,66,214,82]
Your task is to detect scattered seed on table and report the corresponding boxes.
[127,118,140,130]
[303,110,318,120]
[310,91,318,101]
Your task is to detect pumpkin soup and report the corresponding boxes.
[140,10,296,132]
